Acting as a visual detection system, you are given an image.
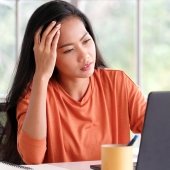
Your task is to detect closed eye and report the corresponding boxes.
[83,39,91,44]
[63,48,74,54]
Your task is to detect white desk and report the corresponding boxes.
[53,160,101,170]
[25,148,138,170]
[52,148,138,170]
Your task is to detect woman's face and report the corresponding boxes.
[56,16,96,80]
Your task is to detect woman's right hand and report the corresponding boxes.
[33,21,61,81]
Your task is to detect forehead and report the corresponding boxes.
[58,16,87,43]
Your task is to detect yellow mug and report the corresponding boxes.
[101,144,133,170]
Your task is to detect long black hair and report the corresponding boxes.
[1,0,107,164]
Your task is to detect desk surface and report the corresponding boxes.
[52,153,138,170]
[26,148,138,170]
[53,160,101,170]
[52,149,138,170]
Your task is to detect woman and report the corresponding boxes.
[2,0,146,164]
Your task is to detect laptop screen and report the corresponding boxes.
[136,91,170,170]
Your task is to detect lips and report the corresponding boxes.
[81,62,93,71]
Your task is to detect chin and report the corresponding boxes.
[81,69,94,78]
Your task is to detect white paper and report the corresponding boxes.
[0,162,69,170]
[0,162,29,170]
[26,164,69,170]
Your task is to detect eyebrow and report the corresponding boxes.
[58,32,88,49]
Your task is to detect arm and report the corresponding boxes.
[22,75,48,139]
[124,73,147,133]
[17,21,61,164]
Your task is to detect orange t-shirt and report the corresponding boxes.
[17,69,146,164]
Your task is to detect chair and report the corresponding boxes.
[0,102,6,112]
[0,102,23,163]
[0,103,6,142]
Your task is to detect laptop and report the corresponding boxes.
[136,91,170,170]
[90,91,170,170]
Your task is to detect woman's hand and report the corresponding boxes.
[33,21,61,81]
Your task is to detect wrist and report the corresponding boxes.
[33,73,50,86]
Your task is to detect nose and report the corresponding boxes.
[77,47,90,63]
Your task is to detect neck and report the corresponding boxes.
[58,77,90,101]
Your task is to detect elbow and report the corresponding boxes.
[17,130,47,164]
[22,155,45,165]
[18,145,46,164]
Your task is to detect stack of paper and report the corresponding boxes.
[0,162,69,170]
[26,164,69,170]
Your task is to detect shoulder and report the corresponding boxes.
[93,68,128,80]
[93,68,138,89]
